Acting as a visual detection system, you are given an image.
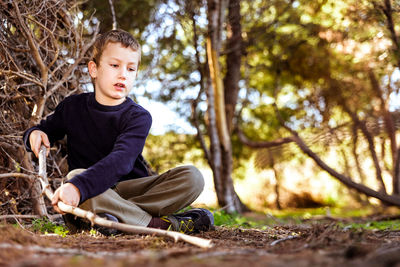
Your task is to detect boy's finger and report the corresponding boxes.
[33,141,40,158]
[52,203,63,214]
[53,199,66,214]
[41,133,50,146]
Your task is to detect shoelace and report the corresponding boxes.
[178,219,194,233]
[163,216,195,233]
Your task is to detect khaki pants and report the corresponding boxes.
[67,165,204,226]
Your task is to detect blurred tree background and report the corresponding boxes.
[2,0,400,216]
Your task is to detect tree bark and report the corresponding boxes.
[223,0,242,134]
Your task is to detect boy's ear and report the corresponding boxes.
[88,61,97,78]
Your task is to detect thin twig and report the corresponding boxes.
[0,173,34,180]
[270,235,298,246]
[108,0,117,30]
[38,145,213,248]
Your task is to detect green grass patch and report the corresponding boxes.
[338,220,400,231]
[269,206,375,221]
[211,206,384,229]
[32,217,69,237]
[213,210,249,227]
[213,210,274,229]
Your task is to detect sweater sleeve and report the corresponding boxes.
[68,109,152,203]
[22,100,67,152]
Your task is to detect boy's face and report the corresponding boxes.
[88,42,140,106]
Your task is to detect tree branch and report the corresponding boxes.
[381,0,400,66]
[44,23,99,99]
[12,0,48,88]
[26,15,59,69]
[345,108,386,193]
[236,126,294,148]
[273,104,400,206]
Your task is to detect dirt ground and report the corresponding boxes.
[2,215,400,267]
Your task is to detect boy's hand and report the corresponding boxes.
[51,183,81,214]
[29,130,50,158]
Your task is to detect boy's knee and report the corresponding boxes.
[183,165,204,192]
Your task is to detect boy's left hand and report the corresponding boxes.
[51,183,81,214]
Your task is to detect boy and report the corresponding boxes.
[23,29,214,235]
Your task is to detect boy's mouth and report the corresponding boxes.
[114,83,126,90]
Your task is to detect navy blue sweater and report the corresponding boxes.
[23,93,152,203]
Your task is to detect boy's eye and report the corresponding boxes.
[128,68,136,72]
[110,64,119,68]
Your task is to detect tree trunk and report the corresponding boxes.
[206,0,246,213]
[205,76,224,207]
[268,149,281,210]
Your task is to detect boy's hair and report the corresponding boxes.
[91,29,141,66]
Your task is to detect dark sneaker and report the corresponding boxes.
[164,208,214,234]
[94,213,121,236]
[62,213,90,234]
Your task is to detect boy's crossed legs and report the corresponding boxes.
[63,165,214,235]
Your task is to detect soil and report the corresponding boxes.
[1,215,400,267]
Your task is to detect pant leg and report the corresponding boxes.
[115,165,205,216]
[66,165,204,226]
[67,169,152,226]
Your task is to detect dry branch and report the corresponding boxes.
[38,146,213,249]
[273,103,400,206]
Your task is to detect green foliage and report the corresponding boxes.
[143,132,206,173]
[338,220,400,231]
[213,210,271,229]
[89,228,99,236]
[212,208,389,230]
[82,0,161,34]
[32,217,69,237]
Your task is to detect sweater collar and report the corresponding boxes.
[88,93,131,111]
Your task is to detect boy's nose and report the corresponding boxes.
[118,69,127,79]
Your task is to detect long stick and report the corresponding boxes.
[38,146,213,248]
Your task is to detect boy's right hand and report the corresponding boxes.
[29,130,50,158]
